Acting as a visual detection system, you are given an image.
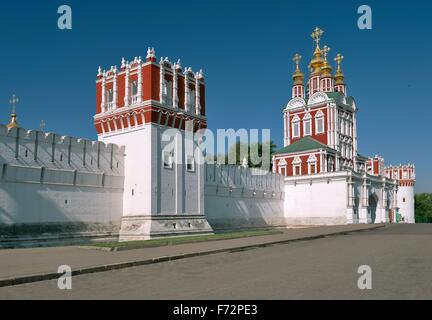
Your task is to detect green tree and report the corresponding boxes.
[415,193,432,223]
[226,141,278,171]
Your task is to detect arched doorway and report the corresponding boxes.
[368,194,378,223]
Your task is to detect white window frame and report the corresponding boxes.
[292,156,302,176]
[315,110,325,134]
[307,154,318,175]
[292,115,300,138]
[303,113,312,136]
[278,158,287,176]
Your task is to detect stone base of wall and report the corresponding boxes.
[119,214,214,242]
[0,222,120,248]
[207,217,288,230]
[284,217,347,226]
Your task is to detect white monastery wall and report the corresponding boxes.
[0,125,125,233]
[204,164,285,229]
[284,172,348,225]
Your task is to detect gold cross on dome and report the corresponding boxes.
[293,53,302,70]
[9,94,19,115]
[334,53,344,70]
[311,27,324,48]
[323,45,331,60]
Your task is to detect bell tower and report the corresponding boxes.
[94,48,213,241]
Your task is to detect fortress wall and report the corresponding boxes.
[0,124,125,237]
[204,164,285,229]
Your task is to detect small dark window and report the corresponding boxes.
[403,198,406,203]
[60,154,63,162]
[173,223,177,229]
[65,200,68,204]
[116,162,119,168]
[25,150,28,157]
[132,189,134,196]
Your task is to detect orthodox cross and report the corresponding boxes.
[40,120,46,131]
[311,27,324,48]
[323,45,331,61]
[9,94,19,115]
[334,53,344,71]
[293,53,302,71]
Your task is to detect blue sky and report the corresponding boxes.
[0,0,431,192]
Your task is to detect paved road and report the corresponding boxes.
[1,224,431,299]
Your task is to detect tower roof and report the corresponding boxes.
[7,94,20,129]
[309,27,325,75]
[292,53,304,85]
[334,53,345,85]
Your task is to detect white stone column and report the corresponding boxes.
[113,67,118,109]
[184,73,189,112]
[124,63,130,107]
[173,65,178,108]
[137,58,143,103]
[359,176,369,223]
[195,76,201,115]
[283,112,288,147]
[160,59,165,104]
[346,174,355,224]
[101,72,106,113]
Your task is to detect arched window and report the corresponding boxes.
[292,115,300,138]
[315,110,325,134]
[279,158,287,176]
[131,81,139,104]
[303,113,312,136]
[166,81,173,107]
[189,88,196,111]
[107,89,114,111]
[292,156,302,176]
[307,154,318,174]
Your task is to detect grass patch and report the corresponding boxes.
[84,228,283,251]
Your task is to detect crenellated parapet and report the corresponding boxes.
[205,164,285,199]
[0,124,125,189]
[385,164,416,187]
[94,48,207,136]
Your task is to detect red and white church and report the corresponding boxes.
[273,27,415,224]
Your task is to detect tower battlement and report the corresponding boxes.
[94,48,206,137]
[385,164,416,187]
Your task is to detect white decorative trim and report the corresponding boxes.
[308,92,327,105]
[286,97,306,110]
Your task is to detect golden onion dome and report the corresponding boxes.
[309,46,325,75]
[334,53,345,85]
[321,45,333,77]
[309,27,325,75]
[7,94,20,129]
[292,53,304,85]
[7,113,19,129]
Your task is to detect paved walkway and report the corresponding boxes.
[0,224,384,286]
